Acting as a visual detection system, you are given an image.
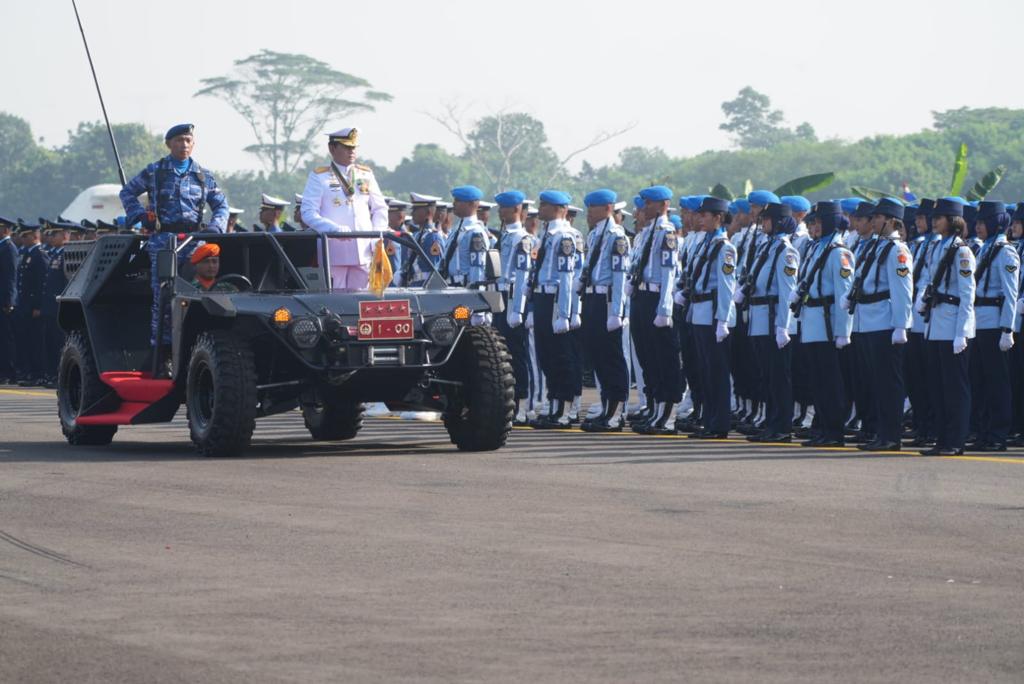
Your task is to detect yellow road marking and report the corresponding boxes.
[0,388,53,398]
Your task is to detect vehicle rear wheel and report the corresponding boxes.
[57,330,117,446]
[186,330,257,457]
[442,326,514,451]
[302,395,364,441]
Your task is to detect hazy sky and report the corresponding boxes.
[4,0,1023,175]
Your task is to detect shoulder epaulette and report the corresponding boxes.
[314,166,330,174]
[355,163,372,172]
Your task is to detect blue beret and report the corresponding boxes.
[839,198,863,214]
[451,185,484,202]
[633,195,644,210]
[780,195,811,212]
[539,189,571,206]
[748,190,780,206]
[678,195,691,208]
[165,123,194,141]
[493,190,526,208]
[639,185,673,202]
[698,197,730,214]
[933,198,965,217]
[683,195,707,212]
[667,214,683,229]
[731,198,751,214]
[870,197,905,220]
[584,189,617,207]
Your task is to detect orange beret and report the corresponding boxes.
[190,242,220,265]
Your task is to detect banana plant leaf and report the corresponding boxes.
[773,172,835,197]
[850,186,904,202]
[964,165,1006,201]
[710,183,734,200]
[949,143,969,196]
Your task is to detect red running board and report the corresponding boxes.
[74,372,176,426]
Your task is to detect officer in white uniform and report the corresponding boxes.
[258,194,290,232]
[300,127,388,291]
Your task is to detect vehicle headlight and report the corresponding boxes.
[290,317,321,349]
[424,315,457,345]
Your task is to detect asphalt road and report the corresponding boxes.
[1,386,1023,683]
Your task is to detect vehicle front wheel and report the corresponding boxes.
[57,331,117,446]
[442,326,514,451]
[186,330,257,457]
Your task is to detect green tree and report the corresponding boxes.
[195,50,392,174]
[719,86,816,149]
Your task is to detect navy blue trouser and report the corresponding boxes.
[805,341,846,441]
[851,333,877,434]
[753,334,793,435]
[675,306,700,411]
[905,332,932,438]
[692,323,730,433]
[926,339,971,450]
[493,292,530,400]
[0,308,15,379]
[14,308,45,379]
[973,328,1012,445]
[532,293,574,402]
[629,291,655,400]
[582,292,628,402]
[860,329,905,444]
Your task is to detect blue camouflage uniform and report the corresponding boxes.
[15,239,47,381]
[402,222,445,286]
[0,227,19,381]
[42,243,67,380]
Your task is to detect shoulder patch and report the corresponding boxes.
[663,233,677,250]
[430,242,442,256]
[314,166,330,174]
[1007,264,1019,274]
[896,266,909,277]
[785,251,797,266]
[897,252,908,264]
[614,237,629,256]
[520,236,533,254]
[560,237,575,256]
[783,266,797,276]
[355,163,372,172]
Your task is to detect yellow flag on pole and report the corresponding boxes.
[368,238,393,298]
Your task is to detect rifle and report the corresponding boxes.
[438,217,466,280]
[920,240,962,323]
[579,218,611,289]
[791,239,838,317]
[847,238,882,315]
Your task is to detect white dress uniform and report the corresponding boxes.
[300,128,388,290]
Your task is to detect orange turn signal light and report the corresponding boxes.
[272,307,292,327]
[453,305,471,321]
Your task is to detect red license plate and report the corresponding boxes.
[360,299,410,319]
[357,318,414,340]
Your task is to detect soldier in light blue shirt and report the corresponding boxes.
[677,196,737,439]
[841,198,914,451]
[578,189,631,432]
[794,201,855,446]
[440,186,489,288]
[399,193,445,287]
[968,201,1019,450]
[735,202,799,442]
[915,198,976,455]
[906,199,941,446]
[491,190,532,425]
[509,190,577,428]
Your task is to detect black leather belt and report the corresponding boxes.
[855,291,890,304]
[749,295,772,305]
[934,293,961,306]
[975,295,1004,307]
[690,292,714,303]
[804,295,835,307]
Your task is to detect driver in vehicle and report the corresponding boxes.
[189,242,237,292]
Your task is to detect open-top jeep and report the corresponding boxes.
[55,231,515,456]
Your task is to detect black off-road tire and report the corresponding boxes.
[302,397,364,441]
[442,326,515,451]
[57,331,117,446]
[186,330,257,457]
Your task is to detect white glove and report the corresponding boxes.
[840,294,851,312]
[891,328,908,345]
[625,282,634,297]
[953,336,967,354]
[775,326,791,349]
[654,314,671,328]
[507,310,522,328]
[570,313,582,330]
[1017,299,1024,316]
[732,289,745,305]
[673,291,687,306]
[553,317,569,334]
[915,291,927,314]
[835,335,851,349]
[606,315,623,331]
[715,320,730,343]
[788,289,800,305]
[525,311,534,330]
[1000,331,1014,351]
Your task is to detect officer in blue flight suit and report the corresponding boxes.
[492,190,532,425]
[736,202,799,442]
[841,198,914,451]
[41,222,69,386]
[906,199,939,445]
[0,217,19,384]
[968,201,1019,451]
[915,198,976,456]
[120,123,229,349]
[578,189,631,433]
[384,198,411,285]
[400,193,445,287]
[795,203,855,447]
[508,190,577,428]
[440,185,488,289]
[627,186,681,435]
[14,223,48,386]
[679,196,737,439]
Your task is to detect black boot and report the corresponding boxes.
[635,403,676,435]
[532,400,570,429]
[584,400,624,433]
